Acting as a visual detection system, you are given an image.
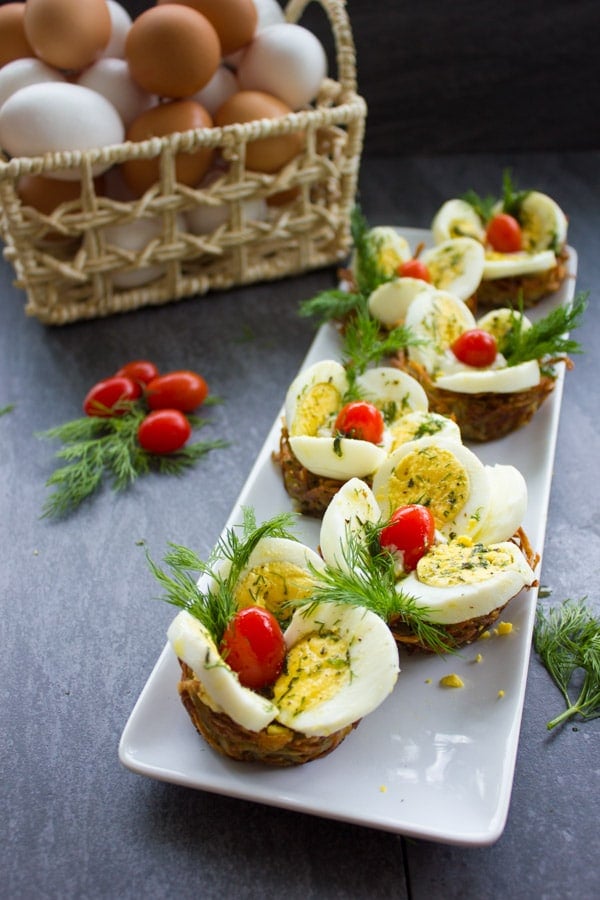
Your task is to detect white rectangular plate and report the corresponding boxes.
[119,229,578,846]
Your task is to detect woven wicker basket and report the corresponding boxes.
[0,0,366,325]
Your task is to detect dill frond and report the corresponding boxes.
[500,291,587,369]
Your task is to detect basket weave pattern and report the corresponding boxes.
[0,0,366,324]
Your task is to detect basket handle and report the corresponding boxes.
[284,0,358,96]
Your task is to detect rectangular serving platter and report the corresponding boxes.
[119,228,577,846]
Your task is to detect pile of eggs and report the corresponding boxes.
[0,0,328,240]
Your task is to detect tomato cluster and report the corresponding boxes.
[82,359,209,454]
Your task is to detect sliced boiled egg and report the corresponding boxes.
[372,437,491,540]
[400,539,535,624]
[285,361,431,481]
[388,410,462,451]
[483,248,558,280]
[168,600,399,737]
[519,190,568,253]
[431,198,486,243]
[433,359,541,393]
[477,464,528,544]
[367,276,436,328]
[319,477,380,572]
[420,237,485,301]
[352,226,411,280]
[405,289,477,373]
[477,306,533,340]
[168,610,279,732]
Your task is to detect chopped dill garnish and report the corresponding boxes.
[533,597,600,730]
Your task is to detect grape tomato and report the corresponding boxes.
[397,258,431,282]
[451,329,498,368]
[334,401,385,444]
[83,376,141,417]
[145,370,208,412]
[137,409,191,454]
[486,213,522,253]
[379,504,436,572]
[220,606,286,690]
[115,359,159,385]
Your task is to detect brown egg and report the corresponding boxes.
[156,0,257,56]
[215,91,303,173]
[121,100,214,196]
[17,173,105,214]
[125,5,221,99]
[23,0,112,72]
[0,3,34,68]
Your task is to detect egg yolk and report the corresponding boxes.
[272,632,350,718]
[290,382,341,436]
[234,562,317,622]
[426,245,471,291]
[384,445,469,529]
[422,296,468,352]
[389,413,447,451]
[416,541,514,587]
[448,219,482,241]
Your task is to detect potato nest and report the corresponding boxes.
[474,248,569,309]
[273,425,348,517]
[388,529,539,654]
[393,356,556,442]
[177,662,358,766]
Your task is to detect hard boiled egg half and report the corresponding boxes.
[319,477,535,628]
[168,599,399,737]
[284,360,429,480]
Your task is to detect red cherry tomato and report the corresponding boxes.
[451,329,498,368]
[137,409,192,454]
[485,213,522,252]
[83,376,141,417]
[115,359,159,386]
[397,258,431,282]
[145,370,209,413]
[220,607,286,690]
[334,401,384,444]
[379,504,436,572]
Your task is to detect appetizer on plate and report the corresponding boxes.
[432,171,570,308]
[317,476,538,653]
[275,357,461,515]
[149,510,400,766]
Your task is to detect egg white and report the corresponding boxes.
[483,249,557,280]
[388,410,462,451]
[519,190,568,252]
[421,237,485,301]
[352,226,411,280]
[368,277,436,328]
[289,435,387,481]
[400,540,535,624]
[405,289,477,372]
[356,366,429,417]
[431,198,486,244]
[433,359,541,393]
[277,602,399,736]
[319,477,380,571]
[285,359,348,437]
[475,464,528,544]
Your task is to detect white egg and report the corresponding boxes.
[236,23,327,109]
[368,276,436,329]
[276,602,399,736]
[421,237,485,301]
[483,249,557,280]
[372,437,491,539]
[284,359,348,437]
[388,410,462,452]
[77,58,156,128]
[400,539,535,624]
[519,190,568,252]
[405,289,476,373]
[100,0,133,59]
[168,610,279,732]
[476,464,528,544]
[433,359,541,394]
[186,194,267,234]
[101,215,182,288]
[431,198,486,244]
[190,66,239,117]
[319,477,380,571]
[356,366,429,417]
[0,58,66,111]
[253,0,287,30]
[0,82,125,179]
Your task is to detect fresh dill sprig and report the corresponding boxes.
[500,291,588,371]
[298,288,367,324]
[0,404,15,417]
[533,598,600,730]
[341,309,423,380]
[38,401,227,518]
[297,525,453,656]
[147,509,300,643]
[461,188,497,224]
[461,168,529,223]
[500,168,530,218]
